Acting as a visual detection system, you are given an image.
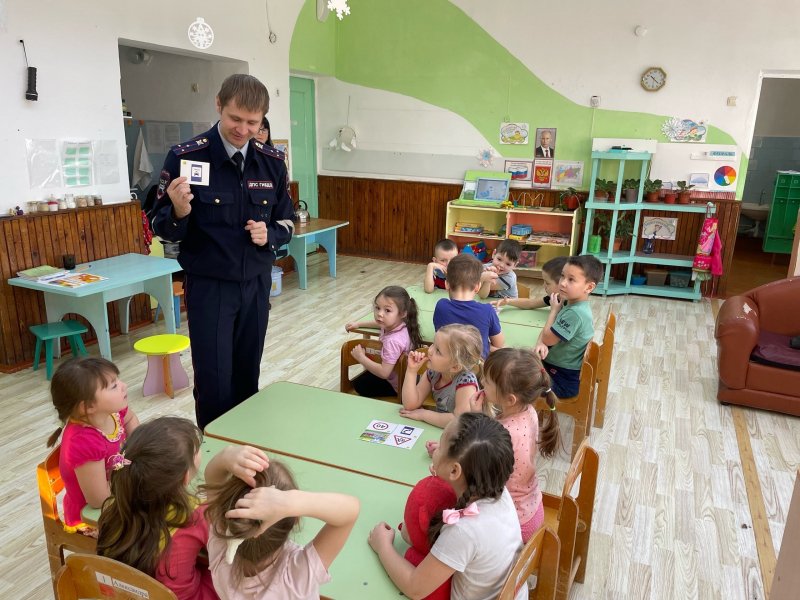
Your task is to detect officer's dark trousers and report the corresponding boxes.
[184,273,270,429]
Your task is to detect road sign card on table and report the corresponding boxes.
[359,420,423,450]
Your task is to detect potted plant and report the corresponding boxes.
[676,181,694,204]
[663,185,677,204]
[643,178,663,203]
[622,179,640,203]
[594,178,615,202]
[558,187,581,211]
[595,212,633,251]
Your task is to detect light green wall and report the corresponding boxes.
[291,0,745,196]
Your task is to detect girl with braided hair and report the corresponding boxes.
[368,412,526,600]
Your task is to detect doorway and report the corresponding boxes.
[727,75,799,296]
[289,76,319,214]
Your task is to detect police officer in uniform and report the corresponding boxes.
[151,74,294,428]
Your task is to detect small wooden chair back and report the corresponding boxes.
[56,553,177,599]
[536,341,599,460]
[593,312,616,428]
[517,282,531,299]
[497,527,560,600]
[539,438,600,600]
[339,338,404,403]
[38,445,97,589]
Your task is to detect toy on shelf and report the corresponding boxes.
[518,250,538,268]
[461,240,489,262]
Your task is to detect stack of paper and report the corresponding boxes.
[17,265,69,282]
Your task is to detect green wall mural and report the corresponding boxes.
[291,0,744,196]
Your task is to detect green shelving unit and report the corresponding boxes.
[580,150,712,301]
[763,171,800,254]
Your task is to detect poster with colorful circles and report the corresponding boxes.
[714,165,737,187]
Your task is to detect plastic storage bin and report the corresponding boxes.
[669,270,692,288]
[270,266,283,297]
[644,268,668,286]
[631,274,647,285]
[510,224,533,236]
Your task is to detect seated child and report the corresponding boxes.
[424,239,459,293]
[432,253,504,358]
[400,324,482,428]
[47,357,139,536]
[481,348,562,542]
[368,412,526,600]
[98,417,217,599]
[535,255,603,398]
[478,239,522,299]
[398,476,457,600]
[345,286,424,398]
[203,446,360,599]
[492,255,568,310]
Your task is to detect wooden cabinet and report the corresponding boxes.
[444,201,581,277]
[581,150,710,301]
[763,171,800,254]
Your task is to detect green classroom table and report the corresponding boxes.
[204,381,440,487]
[350,285,548,348]
[84,437,410,599]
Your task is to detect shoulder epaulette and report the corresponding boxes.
[172,137,210,156]
[254,141,285,161]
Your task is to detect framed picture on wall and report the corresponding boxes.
[534,128,556,159]
[504,160,533,187]
[531,159,553,189]
[273,139,290,175]
[689,172,710,189]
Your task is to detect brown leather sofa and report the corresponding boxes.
[715,277,800,416]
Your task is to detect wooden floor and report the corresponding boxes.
[724,235,791,298]
[2,254,798,599]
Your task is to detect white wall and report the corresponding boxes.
[0,0,304,213]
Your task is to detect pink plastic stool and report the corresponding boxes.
[133,334,190,398]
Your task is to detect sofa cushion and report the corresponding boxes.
[751,330,800,371]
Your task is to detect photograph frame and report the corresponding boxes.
[534,127,557,159]
[531,158,554,189]
[689,172,710,189]
[273,138,290,175]
[552,160,584,189]
[504,159,533,187]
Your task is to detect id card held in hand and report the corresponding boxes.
[180,160,210,186]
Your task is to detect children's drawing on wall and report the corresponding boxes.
[499,122,529,145]
[504,160,533,187]
[552,160,584,189]
[689,173,710,189]
[642,216,678,240]
[661,118,707,143]
[534,128,556,158]
[531,158,553,189]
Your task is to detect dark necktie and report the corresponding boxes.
[232,151,244,176]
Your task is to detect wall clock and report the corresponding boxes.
[641,67,667,92]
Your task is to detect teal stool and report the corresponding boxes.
[30,320,89,380]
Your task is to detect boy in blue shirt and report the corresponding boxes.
[433,253,504,358]
[535,255,603,398]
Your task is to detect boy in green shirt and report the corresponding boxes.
[535,255,603,398]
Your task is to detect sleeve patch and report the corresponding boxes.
[156,170,171,200]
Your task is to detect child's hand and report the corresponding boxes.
[350,344,367,362]
[549,292,563,310]
[468,389,486,413]
[481,269,498,283]
[428,261,445,274]
[425,440,439,457]
[344,322,358,332]
[407,350,428,371]
[534,343,549,360]
[225,445,269,488]
[399,408,426,421]
[490,298,509,309]
[368,522,395,553]
[225,486,290,535]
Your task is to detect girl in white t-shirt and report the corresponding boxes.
[203,446,359,600]
[369,412,526,600]
[345,285,424,397]
[400,324,482,428]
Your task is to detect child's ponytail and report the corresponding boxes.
[404,298,424,350]
[537,387,562,459]
[47,426,63,448]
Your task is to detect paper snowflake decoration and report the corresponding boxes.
[188,17,214,49]
[327,0,350,20]
[476,147,496,168]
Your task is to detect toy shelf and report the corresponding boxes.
[445,201,581,277]
[580,148,711,301]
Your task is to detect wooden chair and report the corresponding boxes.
[541,438,600,600]
[497,526,560,600]
[340,339,405,403]
[37,445,97,588]
[56,553,177,599]
[536,341,599,460]
[593,309,616,428]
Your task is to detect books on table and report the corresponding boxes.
[16,265,69,282]
[16,266,107,288]
[46,273,107,288]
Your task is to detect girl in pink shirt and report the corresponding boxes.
[479,349,562,542]
[345,286,424,397]
[47,357,139,536]
[202,445,360,599]
[98,417,218,600]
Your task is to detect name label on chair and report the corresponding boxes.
[96,572,150,598]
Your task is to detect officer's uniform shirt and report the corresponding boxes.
[151,123,294,282]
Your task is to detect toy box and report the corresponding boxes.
[518,250,537,268]
[510,224,533,236]
[461,241,489,262]
[644,268,668,286]
[669,270,692,288]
